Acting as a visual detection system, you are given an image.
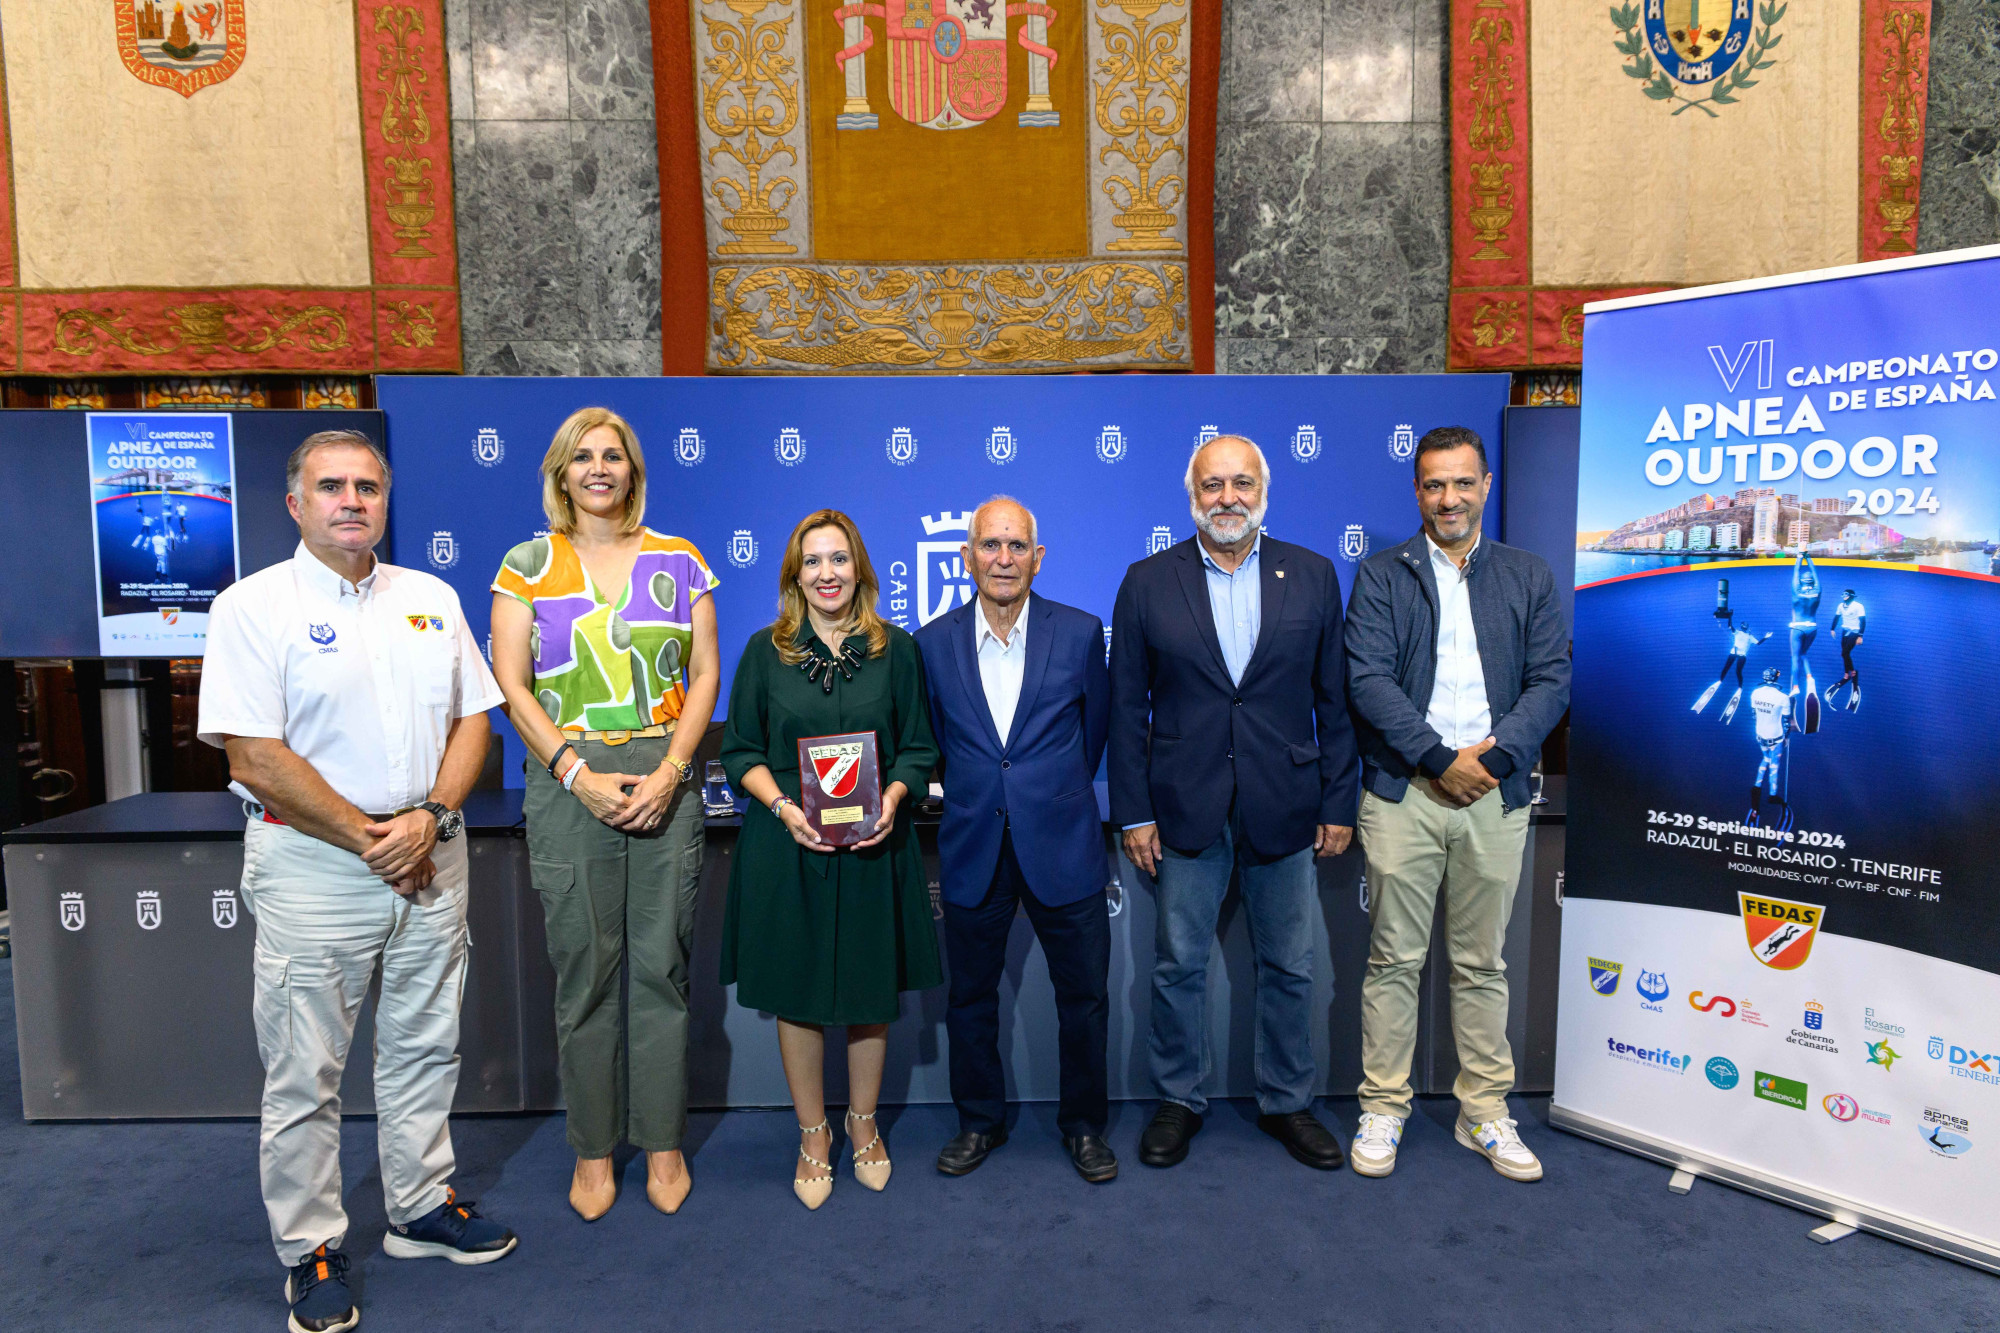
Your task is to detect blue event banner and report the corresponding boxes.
[85,412,241,657]
[376,373,1509,786]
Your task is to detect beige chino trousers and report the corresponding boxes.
[1356,779,1528,1124]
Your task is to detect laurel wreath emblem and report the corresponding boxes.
[1610,1,1786,118]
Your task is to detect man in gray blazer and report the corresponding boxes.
[1343,425,1570,1183]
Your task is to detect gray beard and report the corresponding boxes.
[1192,500,1266,547]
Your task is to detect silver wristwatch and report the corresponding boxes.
[418,801,463,842]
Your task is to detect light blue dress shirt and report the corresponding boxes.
[1200,535,1262,686]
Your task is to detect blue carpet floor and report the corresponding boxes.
[2,957,1995,1331]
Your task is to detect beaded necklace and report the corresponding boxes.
[798,635,866,694]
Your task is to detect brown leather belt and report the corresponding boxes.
[574,723,672,746]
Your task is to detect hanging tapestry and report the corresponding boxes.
[0,0,461,376]
[654,0,1219,374]
[1447,0,1933,370]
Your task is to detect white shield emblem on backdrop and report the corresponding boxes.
[729,529,759,568]
[474,428,504,466]
[60,893,85,931]
[1096,426,1127,463]
[986,427,1017,464]
[917,511,974,625]
[1148,526,1174,555]
[775,427,806,466]
[1389,424,1416,461]
[1292,425,1321,463]
[676,428,705,466]
[1341,525,1368,561]
[428,531,457,569]
[887,427,919,465]
[212,891,238,929]
[1195,424,1220,447]
[136,891,162,930]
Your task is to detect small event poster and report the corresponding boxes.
[85,413,240,656]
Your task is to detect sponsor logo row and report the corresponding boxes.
[58,890,238,932]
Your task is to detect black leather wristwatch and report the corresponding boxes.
[418,800,463,842]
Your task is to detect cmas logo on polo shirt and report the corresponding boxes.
[308,623,337,651]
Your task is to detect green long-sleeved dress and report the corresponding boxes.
[719,623,943,1025]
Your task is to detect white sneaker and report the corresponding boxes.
[1350,1112,1405,1177]
[1455,1114,1543,1181]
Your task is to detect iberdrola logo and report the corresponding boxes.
[1610,1,1785,118]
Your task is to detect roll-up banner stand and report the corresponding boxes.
[1559,245,2000,1272]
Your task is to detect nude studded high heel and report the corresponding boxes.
[847,1109,892,1192]
[794,1120,834,1211]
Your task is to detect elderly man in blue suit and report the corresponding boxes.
[1110,434,1358,1172]
[917,496,1117,1183]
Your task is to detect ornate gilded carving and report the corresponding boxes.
[1465,13,1516,261]
[710,260,1188,369]
[1873,6,1928,252]
[52,303,352,358]
[702,0,802,255]
[375,6,439,259]
[1093,0,1187,252]
[381,299,440,348]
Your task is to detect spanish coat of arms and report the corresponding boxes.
[119,0,246,98]
[833,0,1061,130]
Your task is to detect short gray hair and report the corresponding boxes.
[970,494,1038,547]
[1184,434,1270,499]
[287,430,391,497]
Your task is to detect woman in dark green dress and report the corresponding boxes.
[720,509,942,1209]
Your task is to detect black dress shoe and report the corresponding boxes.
[1259,1109,1346,1170]
[1065,1135,1119,1183]
[936,1128,1007,1175]
[1138,1103,1203,1167]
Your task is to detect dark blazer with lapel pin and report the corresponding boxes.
[916,595,1111,909]
[1108,536,1359,860]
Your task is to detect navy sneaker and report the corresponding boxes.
[382,1188,518,1265]
[284,1244,358,1333]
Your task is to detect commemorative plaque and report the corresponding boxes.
[797,731,882,847]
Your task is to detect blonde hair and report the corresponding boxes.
[771,509,891,665]
[541,407,647,536]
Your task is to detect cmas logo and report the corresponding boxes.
[427,531,458,570]
[986,427,1018,465]
[1588,957,1622,995]
[473,427,504,467]
[1610,0,1780,117]
[1340,525,1368,562]
[60,892,85,932]
[727,529,759,569]
[1388,423,1416,461]
[1148,525,1175,555]
[774,427,806,467]
[1291,425,1322,464]
[886,426,918,466]
[136,891,162,931]
[212,890,238,929]
[913,511,975,627]
[1636,969,1669,1010]
[1096,425,1128,464]
[675,427,706,467]
[308,623,337,647]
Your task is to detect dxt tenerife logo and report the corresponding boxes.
[908,512,974,627]
[727,529,759,570]
[212,890,238,929]
[1588,957,1622,996]
[1096,425,1128,464]
[1738,892,1823,970]
[1823,1093,1860,1123]
[887,426,918,466]
[1705,1056,1739,1090]
[1291,425,1322,464]
[136,891,162,931]
[1340,525,1368,562]
[474,427,504,467]
[1689,990,1737,1018]
[774,427,806,467]
[1922,1106,1973,1158]
[1636,969,1669,1011]
[1865,1039,1902,1072]
[1388,423,1416,462]
[1754,1071,1807,1110]
[1148,526,1175,556]
[1788,999,1840,1055]
[675,427,705,467]
[1606,1038,1690,1074]
[427,531,458,571]
[60,892,85,932]
[1930,1037,2000,1088]
[985,427,1018,465]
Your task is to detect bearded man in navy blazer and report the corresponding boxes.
[917,496,1118,1183]
[1110,434,1357,1171]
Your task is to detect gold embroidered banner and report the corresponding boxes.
[0,0,461,374]
[660,0,1218,374]
[1448,0,1933,370]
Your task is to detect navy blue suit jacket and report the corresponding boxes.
[1108,537,1359,859]
[916,595,1111,909]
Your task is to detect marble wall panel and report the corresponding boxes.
[1917,2,2000,254]
[456,120,587,343]
[1228,0,1322,122]
[573,119,663,340]
[1321,0,1414,124]
[1214,123,1326,341]
[470,0,570,120]
[568,0,654,120]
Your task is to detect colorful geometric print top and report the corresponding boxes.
[491,529,718,732]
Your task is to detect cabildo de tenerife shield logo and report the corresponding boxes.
[60,893,85,932]
[774,428,806,467]
[986,427,1017,465]
[887,427,919,466]
[675,428,706,467]
[212,890,238,929]
[136,891,162,931]
[1096,425,1127,464]
[1291,426,1322,464]
[916,511,974,624]
[728,529,759,569]
[120,0,245,98]
[427,532,458,570]
[1340,525,1368,561]
[1612,1,1783,116]
[474,428,504,467]
[1388,424,1416,462]
[1148,525,1174,555]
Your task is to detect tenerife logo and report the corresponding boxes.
[212,890,237,929]
[474,427,505,467]
[887,427,918,466]
[1291,425,1322,464]
[427,531,458,571]
[1823,1093,1859,1123]
[774,427,806,467]
[1865,1039,1901,1071]
[1588,957,1622,995]
[675,428,705,467]
[1388,424,1416,461]
[727,529,759,569]
[1105,874,1124,918]
[1340,525,1368,562]
[1096,425,1128,464]
[1933,1041,2000,1087]
[986,427,1018,465]
[1689,990,1737,1017]
[136,891,162,931]
[308,623,337,647]
[1609,1,1782,117]
[1605,1038,1690,1073]
[1922,1107,1972,1157]
[1705,1057,1739,1089]
[1636,969,1669,1010]
[916,512,975,626]
[1148,526,1175,555]
[1753,1071,1807,1110]
[1930,1035,1944,1060]
[118,0,246,98]
[60,892,86,932]
[1195,424,1220,447]
[1738,892,1822,970]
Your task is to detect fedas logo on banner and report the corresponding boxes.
[1739,892,1823,970]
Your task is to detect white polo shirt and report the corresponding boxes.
[198,544,503,814]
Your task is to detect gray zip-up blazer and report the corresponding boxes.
[1344,531,1571,811]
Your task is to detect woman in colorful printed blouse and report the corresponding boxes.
[719,510,942,1209]
[490,407,720,1221]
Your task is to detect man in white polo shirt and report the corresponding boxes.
[199,430,517,1333]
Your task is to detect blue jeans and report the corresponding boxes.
[1149,818,1318,1116]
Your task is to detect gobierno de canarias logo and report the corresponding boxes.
[1739,892,1823,971]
